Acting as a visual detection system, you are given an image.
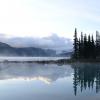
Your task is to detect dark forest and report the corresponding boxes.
[73,28,100,59]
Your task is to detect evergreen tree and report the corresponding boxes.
[73,28,79,59]
[80,32,84,58]
[79,38,81,57]
[87,34,91,58]
[96,31,100,57]
[91,35,96,58]
[83,34,88,58]
[81,32,84,43]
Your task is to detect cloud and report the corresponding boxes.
[0,33,73,51]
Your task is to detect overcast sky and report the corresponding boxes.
[0,33,73,51]
[0,0,99,38]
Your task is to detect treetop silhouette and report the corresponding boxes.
[73,28,100,59]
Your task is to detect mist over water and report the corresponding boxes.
[0,57,69,62]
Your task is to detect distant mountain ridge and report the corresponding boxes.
[0,42,56,56]
[0,42,72,57]
[58,51,73,57]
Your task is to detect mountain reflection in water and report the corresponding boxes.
[0,63,72,83]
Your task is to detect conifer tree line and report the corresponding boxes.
[73,28,100,59]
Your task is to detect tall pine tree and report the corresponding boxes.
[80,32,84,58]
[91,35,95,58]
[83,34,88,58]
[73,28,79,59]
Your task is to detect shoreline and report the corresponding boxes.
[1,58,100,64]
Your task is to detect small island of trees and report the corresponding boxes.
[73,28,100,60]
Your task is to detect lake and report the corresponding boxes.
[0,62,100,100]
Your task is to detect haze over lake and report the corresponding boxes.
[0,57,69,62]
[0,62,100,100]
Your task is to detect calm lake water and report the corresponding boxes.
[0,57,69,62]
[0,62,100,100]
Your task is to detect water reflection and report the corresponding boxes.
[0,63,72,83]
[0,62,100,98]
[72,63,100,95]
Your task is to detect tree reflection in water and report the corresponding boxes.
[72,63,100,96]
